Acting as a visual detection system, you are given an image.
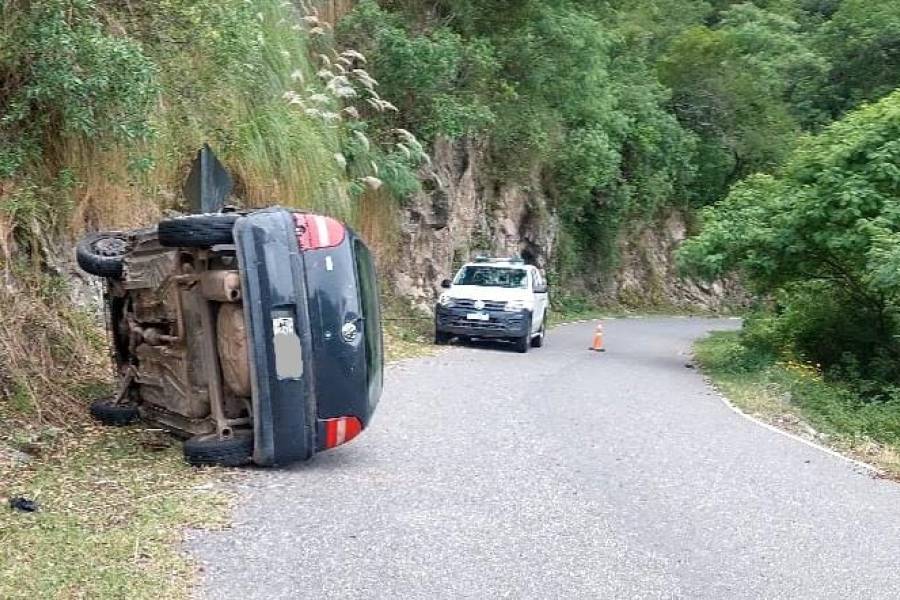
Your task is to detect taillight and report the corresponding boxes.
[294,213,346,250]
[321,416,362,449]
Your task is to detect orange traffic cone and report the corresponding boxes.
[589,322,605,352]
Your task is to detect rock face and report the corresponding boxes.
[615,212,747,311]
[391,137,557,312]
[388,137,743,311]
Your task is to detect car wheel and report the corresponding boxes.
[76,232,128,278]
[531,321,546,348]
[157,213,239,248]
[183,432,253,467]
[90,398,140,426]
[434,330,451,345]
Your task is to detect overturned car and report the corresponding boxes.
[77,208,383,466]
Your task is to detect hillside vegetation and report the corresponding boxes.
[1,1,899,435]
[1,1,899,595]
[0,0,423,430]
[336,0,900,285]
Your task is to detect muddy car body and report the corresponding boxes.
[77,208,382,466]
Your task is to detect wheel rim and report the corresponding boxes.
[92,236,127,257]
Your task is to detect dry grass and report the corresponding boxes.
[0,426,231,600]
[0,280,231,600]
[0,280,110,432]
[696,331,900,480]
[64,141,165,234]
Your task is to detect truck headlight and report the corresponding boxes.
[505,300,526,312]
[439,294,455,308]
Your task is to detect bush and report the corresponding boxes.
[681,90,900,389]
[0,0,158,179]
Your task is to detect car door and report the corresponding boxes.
[532,268,548,330]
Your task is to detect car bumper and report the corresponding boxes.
[435,306,530,338]
[234,209,316,466]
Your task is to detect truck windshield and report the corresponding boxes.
[454,266,527,289]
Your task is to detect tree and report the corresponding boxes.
[680,90,900,384]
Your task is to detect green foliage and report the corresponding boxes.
[338,1,499,141]
[0,0,157,179]
[681,90,900,386]
[342,0,698,285]
[814,0,900,118]
[0,0,431,236]
[696,330,900,454]
[659,5,827,204]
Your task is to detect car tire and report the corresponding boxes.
[531,321,545,348]
[76,232,129,279]
[434,330,451,345]
[183,432,253,467]
[90,398,140,426]
[157,213,239,248]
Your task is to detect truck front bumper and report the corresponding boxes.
[435,306,530,339]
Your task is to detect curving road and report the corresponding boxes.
[189,318,900,599]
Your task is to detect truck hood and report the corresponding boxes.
[445,285,530,303]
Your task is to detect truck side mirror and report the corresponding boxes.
[441,279,452,289]
[534,283,548,294]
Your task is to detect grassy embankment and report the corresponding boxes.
[0,1,410,597]
[695,331,900,478]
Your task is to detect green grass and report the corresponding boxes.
[0,425,230,599]
[550,302,734,327]
[695,331,900,477]
[381,294,435,362]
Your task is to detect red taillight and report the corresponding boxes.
[294,213,346,250]
[322,416,362,449]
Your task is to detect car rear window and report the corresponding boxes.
[354,240,383,406]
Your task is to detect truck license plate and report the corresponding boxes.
[466,312,489,321]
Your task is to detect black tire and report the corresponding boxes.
[90,398,140,426]
[531,321,546,348]
[158,213,239,248]
[76,232,128,278]
[514,333,530,353]
[183,432,252,467]
[514,315,532,353]
[435,330,451,345]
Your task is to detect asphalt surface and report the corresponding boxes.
[188,318,900,599]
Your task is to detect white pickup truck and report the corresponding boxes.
[434,257,549,353]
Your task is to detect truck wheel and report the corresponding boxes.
[76,232,128,279]
[158,213,239,248]
[514,332,530,353]
[531,322,546,348]
[435,330,451,345]
[183,432,252,467]
[90,398,140,426]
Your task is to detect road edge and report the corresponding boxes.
[700,374,883,477]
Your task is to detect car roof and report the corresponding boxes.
[461,262,530,270]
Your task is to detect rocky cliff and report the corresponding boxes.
[386,137,741,312]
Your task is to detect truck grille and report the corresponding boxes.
[453,298,507,312]
[440,314,525,331]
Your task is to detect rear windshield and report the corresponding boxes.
[354,240,383,407]
[453,266,527,289]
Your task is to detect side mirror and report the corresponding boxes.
[441,279,452,289]
[534,284,548,294]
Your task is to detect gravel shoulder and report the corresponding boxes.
[188,317,900,600]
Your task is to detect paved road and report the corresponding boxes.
[188,318,900,599]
